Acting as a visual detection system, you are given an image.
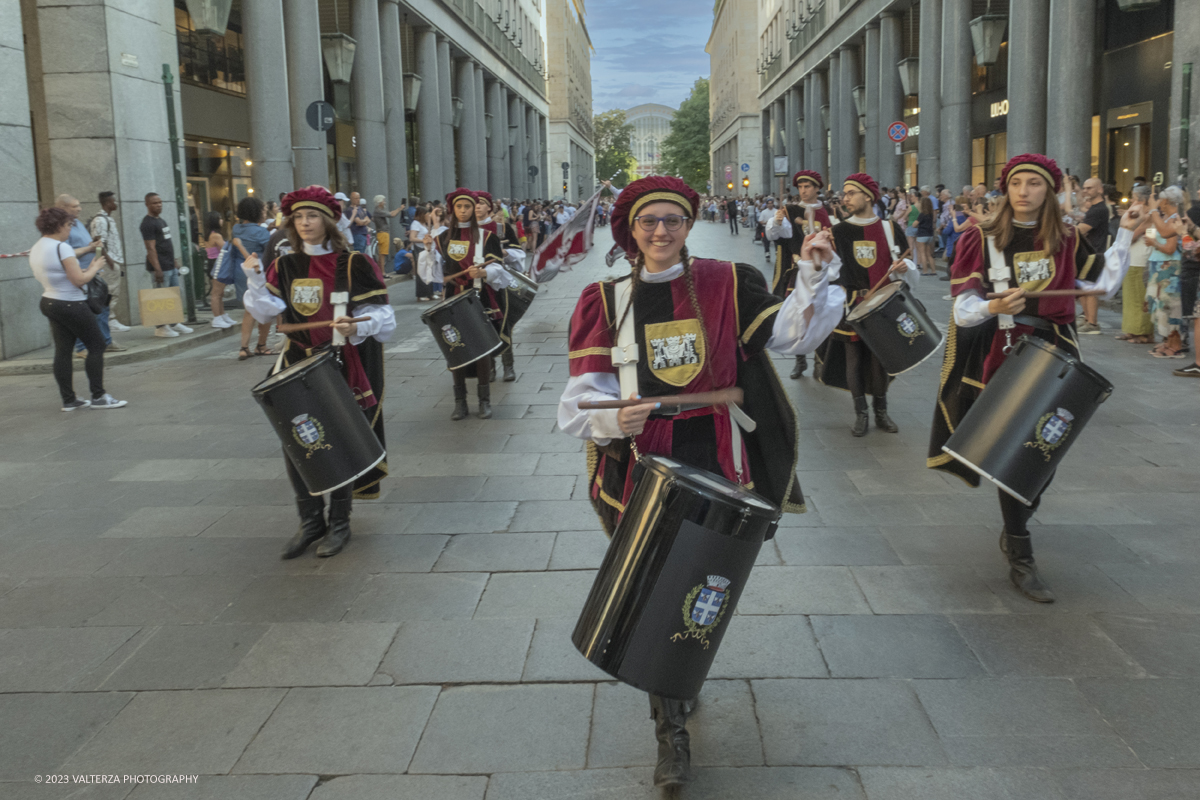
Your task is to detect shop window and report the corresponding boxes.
[971,134,1007,187]
[185,140,252,234]
[971,42,1009,95]
[175,4,246,95]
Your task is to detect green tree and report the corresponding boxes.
[660,78,711,193]
[593,109,636,187]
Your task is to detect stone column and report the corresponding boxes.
[864,22,880,176]
[526,105,542,198]
[812,70,828,185]
[350,0,387,202]
[827,50,842,186]
[941,0,973,192]
[514,98,528,196]
[761,108,772,192]
[1169,0,1200,185]
[379,0,409,205]
[243,0,294,200]
[804,73,815,176]
[789,85,803,174]
[1007,0,1050,157]
[415,28,442,199]
[508,92,523,195]
[838,45,860,180]
[284,0,326,188]
[918,0,942,188]
[475,68,488,191]
[1046,0,1095,177]
[485,80,508,197]
[456,59,482,188]
[878,11,903,189]
[437,37,456,188]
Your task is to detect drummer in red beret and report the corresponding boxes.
[473,190,526,383]
[557,175,845,789]
[430,187,513,419]
[766,169,834,379]
[241,185,395,559]
[928,153,1145,603]
[813,172,915,437]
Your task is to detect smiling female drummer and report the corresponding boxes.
[928,154,1143,603]
[242,186,395,560]
[558,176,844,789]
[432,188,514,419]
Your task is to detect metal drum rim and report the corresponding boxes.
[419,289,478,322]
[447,340,504,370]
[251,350,333,396]
[304,449,387,497]
[636,454,780,520]
[941,445,1034,506]
[1014,335,1114,392]
[884,333,946,376]
[846,281,905,322]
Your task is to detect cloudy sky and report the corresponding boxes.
[587,0,713,113]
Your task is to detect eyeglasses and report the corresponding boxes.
[633,214,691,231]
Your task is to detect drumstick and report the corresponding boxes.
[276,316,369,334]
[579,388,744,410]
[984,289,1107,299]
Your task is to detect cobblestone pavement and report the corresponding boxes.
[1,218,1198,800]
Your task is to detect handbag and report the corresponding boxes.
[85,274,111,314]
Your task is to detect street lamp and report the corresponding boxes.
[321,32,358,84]
[403,73,422,113]
[897,57,919,97]
[183,0,232,36]
[969,3,1007,66]
[851,85,865,118]
[484,112,493,139]
[451,97,464,129]
[820,104,830,130]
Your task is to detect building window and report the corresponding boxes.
[971,42,1008,95]
[971,133,1007,186]
[175,4,246,95]
[185,139,253,235]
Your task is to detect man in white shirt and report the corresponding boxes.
[757,199,777,261]
[334,192,352,237]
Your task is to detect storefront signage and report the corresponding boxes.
[990,99,1009,118]
[1106,102,1153,129]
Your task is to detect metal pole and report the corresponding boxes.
[162,64,197,323]
[1181,63,1192,187]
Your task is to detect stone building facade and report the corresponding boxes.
[707,0,765,197]
[546,0,595,202]
[626,103,674,178]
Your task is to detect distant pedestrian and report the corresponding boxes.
[89,191,130,332]
[230,196,273,360]
[30,206,127,411]
[56,194,121,357]
[140,192,195,339]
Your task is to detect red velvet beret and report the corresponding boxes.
[793,170,824,189]
[1000,153,1063,194]
[475,191,494,205]
[282,186,341,220]
[843,173,881,203]
[611,176,700,254]
[446,187,476,208]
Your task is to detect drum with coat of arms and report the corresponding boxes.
[251,350,386,495]
[505,268,539,328]
[941,335,1113,506]
[420,289,503,370]
[572,454,780,700]
[846,281,943,375]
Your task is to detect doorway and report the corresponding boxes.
[1108,123,1151,199]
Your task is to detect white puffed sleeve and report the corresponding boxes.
[348,303,396,345]
[765,215,793,241]
[242,266,287,324]
[765,251,847,355]
[483,264,516,290]
[557,372,625,445]
[1077,227,1133,298]
[953,291,994,327]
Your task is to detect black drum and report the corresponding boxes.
[572,455,780,700]
[421,289,503,370]
[251,351,386,496]
[942,335,1113,506]
[505,269,538,327]
[846,281,943,375]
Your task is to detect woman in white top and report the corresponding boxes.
[30,207,127,411]
[409,206,444,301]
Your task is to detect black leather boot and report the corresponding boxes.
[281,496,326,560]
[477,383,492,419]
[316,497,352,557]
[1000,530,1055,603]
[501,348,516,382]
[450,385,469,421]
[649,694,691,788]
[851,395,870,437]
[873,395,899,433]
[790,354,807,379]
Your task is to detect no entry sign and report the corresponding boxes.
[887,121,909,142]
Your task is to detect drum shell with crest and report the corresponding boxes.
[942,335,1113,506]
[251,350,386,496]
[420,289,504,370]
[505,268,539,327]
[572,455,780,700]
[846,281,943,375]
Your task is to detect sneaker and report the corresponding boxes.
[1077,321,1101,334]
[171,323,194,334]
[1173,363,1200,377]
[221,313,236,325]
[108,319,131,332]
[61,398,90,412]
[89,393,128,409]
[211,316,233,329]
[74,350,87,359]
[105,343,127,352]
[154,326,180,338]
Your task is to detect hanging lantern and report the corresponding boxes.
[897,57,919,97]
[820,104,830,130]
[403,73,422,113]
[184,0,232,36]
[451,97,464,129]
[321,32,358,84]
[969,14,1007,66]
[851,84,865,118]
[484,112,493,139]
[1115,0,1160,10]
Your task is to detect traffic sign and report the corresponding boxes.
[724,164,733,177]
[306,101,335,132]
[740,163,750,172]
[887,121,908,143]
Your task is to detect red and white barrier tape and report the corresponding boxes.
[0,251,30,259]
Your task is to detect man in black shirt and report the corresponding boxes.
[725,197,739,235]
[1075,178,1110,334]
[140,192,193,337]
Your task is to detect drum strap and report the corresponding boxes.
[881,218,899,258]
[611,278,640,400]
[474,230,485,290]
[985,235,1015,332]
